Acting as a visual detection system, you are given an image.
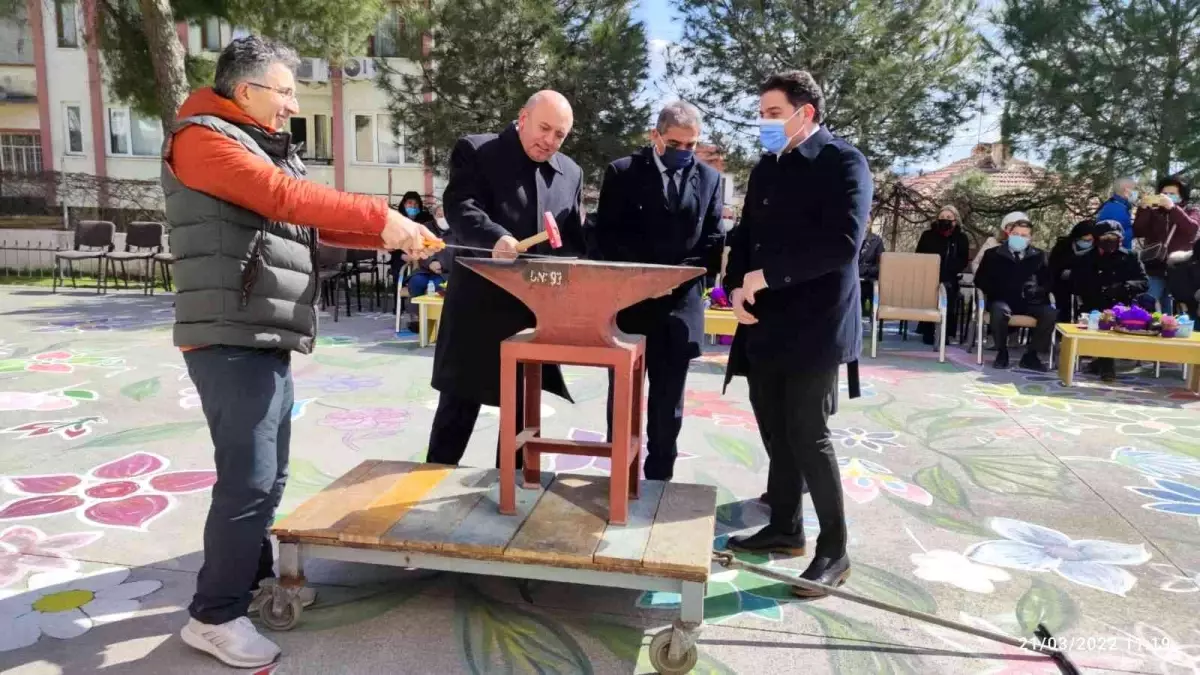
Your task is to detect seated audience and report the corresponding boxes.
[974,215,1055,371]
[1047,219,1095,322]
[1133,174,1200,311]
[859,227,884,313]
[1167,238,1200,315]
[968,215,1017,275]
[915,205,969,345]
[1071,219,1152,381]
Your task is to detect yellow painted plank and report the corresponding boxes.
[377,468,496,553]
[337,464,455,545]
[271,460,380,541]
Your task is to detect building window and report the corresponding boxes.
[353,113,410,165]
[55,0,79,48]
[368,5,403,58]
[64,104,84,154]
[0,134,43,174]
[200,17,221,51]
[108,108,163,157]
[313,114,331,161]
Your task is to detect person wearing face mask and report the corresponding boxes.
[592,101,725,480]
[1047,219,1096,322]
[915,205,970,345]
[1096,177,1139,246]
[389,192,445,300]
[722,70,871,597]
[1133,174,1200,311]
[1072,219,1152,381]
[1166,236,1200,316]
[973,214,1056,371]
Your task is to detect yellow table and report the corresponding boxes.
[1056,324,1200,392]
[705,308,738,341]
[411,294,444,347]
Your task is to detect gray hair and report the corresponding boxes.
[655,101,702,134]
[213,35,300,98]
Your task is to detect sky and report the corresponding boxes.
[631,0,1003,174]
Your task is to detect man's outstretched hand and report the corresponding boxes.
[382,210,440,258]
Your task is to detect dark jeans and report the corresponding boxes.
[990,300,1056,355]
[184,345,293,625]
[747,365,845,558]
[427,380,526,470]
[407,272,445,298]
[918,282,959,342]
[604,350,691,481]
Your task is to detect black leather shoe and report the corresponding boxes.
[726,525,805,557]
[993,350,1010,369]
[792,555,851,598]
[1019,352,1049,372]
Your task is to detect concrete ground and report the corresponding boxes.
[0,286,1198,675]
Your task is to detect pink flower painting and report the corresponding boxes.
[318,407,409,451]
[537,429,696,477]
[0,351,125,376]
[685,390,758,431]
[0,453,217,531]
[0,388,98,413]
[0,526,101,589]
[838,457,933,505]
[1,417,105,441]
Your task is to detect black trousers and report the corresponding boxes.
[989,301,1056,355]
[604,349,691,481]
[427,380,526,470]
[919,281,959,341]
[747,364,846,558]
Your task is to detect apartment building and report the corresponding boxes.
[0,0,439,209]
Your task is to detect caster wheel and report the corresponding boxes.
[648,628,698,674]
[260,592,303,631]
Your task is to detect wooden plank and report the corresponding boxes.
[504,474,609,567]
[594,480,665,570]
[284,461,421,541]
[641,482,717,582]
[271,460,380,540]
[441,472,553,558]
[337,464,455,545]
[376,468,496,552]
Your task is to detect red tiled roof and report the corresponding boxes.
[902,143,1051,196]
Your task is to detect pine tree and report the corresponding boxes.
[665,0,984,169]
[377,0,650,184]
[992,0,1200,186]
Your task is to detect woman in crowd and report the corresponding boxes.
[1133,174,1200,312]
[1047,218,1096,322]
[915,205,969,345]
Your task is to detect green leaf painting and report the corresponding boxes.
[76,421,206,449]
[1147,436,1200,461]
[62,389,97,400]
[583,619,737,674]
[120,377,161,402]
[803,607,922,675]
[924,415,999,441]
[893,499,991,537]
[457,583,593,675]
[705,433,760,471]
[1015,580,1078,635]
[846,562,938,614]
[313,354,397,370]
[956,453,1066,500]
[913,464,971,513]
[292,582,428,633]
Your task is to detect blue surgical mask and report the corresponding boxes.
[1074,239,1093,252]
[404,206,420,218]
[1166,192,1182,204]
[1129,190,1139,203]
[758,107,806,154]
[1008,234,1029,253]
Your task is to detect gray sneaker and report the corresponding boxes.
[180,616,280,668]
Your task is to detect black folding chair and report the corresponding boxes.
[54,220,115,294]
[106,222,164,295]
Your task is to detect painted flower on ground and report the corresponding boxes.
[0,452,217,531]
[1149,563,1200,594]
[419,399,557,423]
[32,315,169,333]
[910,550,1011,593]
[0,527,102,589]
[314,335,358,348]
[838,457,933,505]
[0,387,98,412]
[837,378,878,398]
[319,407,409,451]
[1112,448,1200,480]
[964,382,1097,413]
[1075,407,1200,437]
[1127,478,1200,520]
[1021,415,1099,437]
[965,517,1151,596]
[177,387,201,410]
[0,567,162,652]
[1,417,105,441]
[1101,622,1200,674]
[0,351,125,375]
[685,390,757,430]
[302,374,382,394]
[830,427,900,453]
[540,429,696,477]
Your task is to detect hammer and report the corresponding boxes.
[422,212,564,257]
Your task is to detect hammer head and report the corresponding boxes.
[543,212,562,249]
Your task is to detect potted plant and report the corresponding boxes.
[1161,315,1180,338]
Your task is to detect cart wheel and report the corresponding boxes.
[260,591,302,632]
[649,627,698,674]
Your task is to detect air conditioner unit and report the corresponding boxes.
[296,57,329,83]
[341,57,377,80]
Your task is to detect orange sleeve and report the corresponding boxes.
[170,125,388,236]
[318,231,384,250]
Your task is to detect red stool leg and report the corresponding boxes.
[499,349,519,515]
[609,353,632,525]
[628,351,645,498]
[522,363,543,488]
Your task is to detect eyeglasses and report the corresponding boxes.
[246,82,297,101]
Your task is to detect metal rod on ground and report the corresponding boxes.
[711,552,1080,675]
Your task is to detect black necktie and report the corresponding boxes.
[666,169,680,212]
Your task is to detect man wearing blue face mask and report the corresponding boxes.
[973,213,1056,371]
[389,191,445,300]
[594,101,725,480]
[722,70,872,597]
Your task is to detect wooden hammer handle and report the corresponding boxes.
[515,231,550,252]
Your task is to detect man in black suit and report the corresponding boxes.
[594,101,725,480]
[723,71,872,597]
[427,91,585,467]
[973,213,1056,372]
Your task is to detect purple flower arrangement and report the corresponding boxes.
[1112,304,1152,330]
